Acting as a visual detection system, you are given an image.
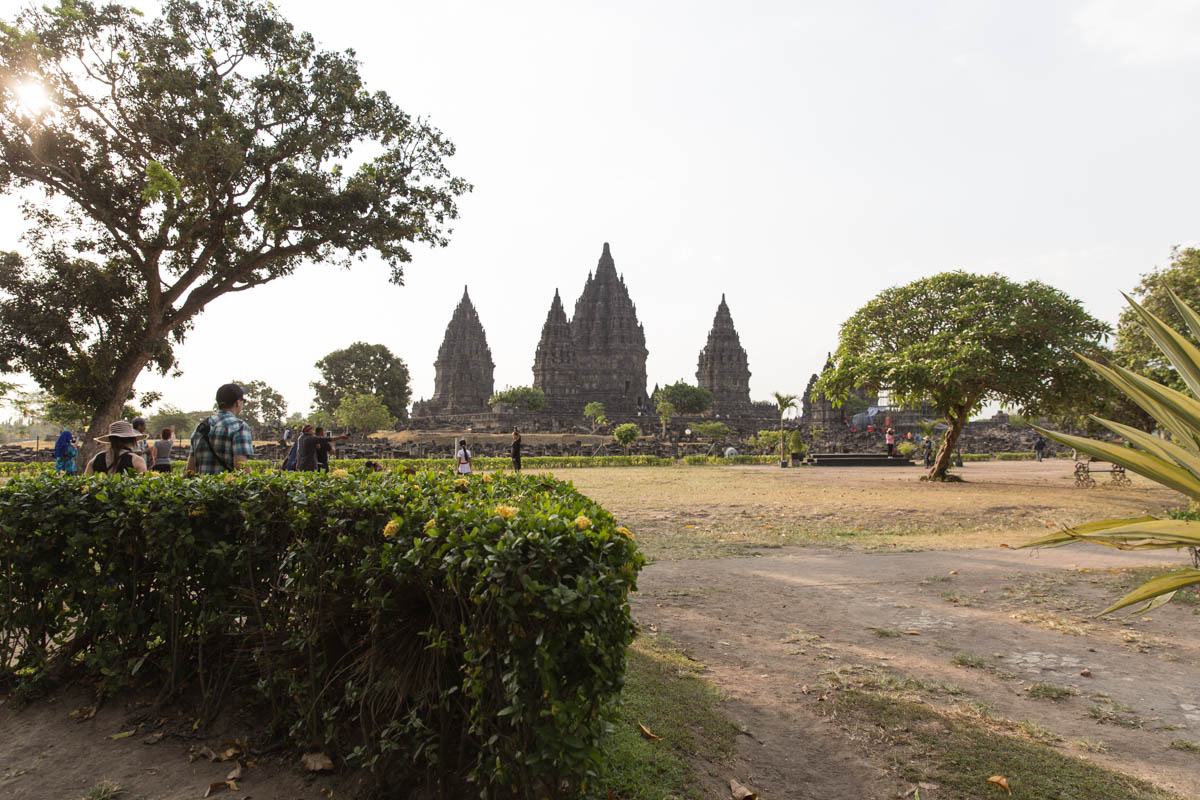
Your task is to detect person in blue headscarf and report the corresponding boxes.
[53,430,79,474]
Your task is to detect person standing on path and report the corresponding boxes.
[186,383,253,474]
[885,427,896,458]
[1033,434,1046,462]
[84,420,148,475]
[510,428,522,473]
[151,427,174,473]
[53,430,79,474]
[314,426,348,472]
[456,439,472,475]
[921,436,933,468]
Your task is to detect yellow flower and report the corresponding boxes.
[495,504,518,519]
[481,473,493,483]
[383,519,400,538]
[616,526,633,539]
[223,473,235,484]
[574,515,592,531]
[331,468,350,479]
[424,519,436,531]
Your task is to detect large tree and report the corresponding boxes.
[0,0,467,454]
[816,272,1111,479]
[311,342,410,420]
[233,378,287,431]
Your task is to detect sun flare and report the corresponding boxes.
[13,81,51,115]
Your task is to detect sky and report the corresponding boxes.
[3,0,1200,418]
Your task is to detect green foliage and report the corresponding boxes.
[651,381,713,415]
[0,0,463,434]
[232,379,288,431]
[1022,290,1200,615]
[613,423,640,453]
[692,421,732,440]
[334,392,396,433]
[679,454,777,465]
[0,470,640,796]
[488,386,546,412]
[147,405,202,438]
[655,401,676,437]
[748,429,782,454]
[997,452,1037,460]
[816,272,1111,478]
[311,343,411,421]
[1114,247,1200,395]
[584,402,607,430]
[789,430,807,455]
[333,456,674,470]
[897,441,916,458]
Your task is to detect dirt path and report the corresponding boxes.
[633,545,1200,799]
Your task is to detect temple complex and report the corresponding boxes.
[695,295,752,416]
[413,287,494,415]
[414,242,773,429]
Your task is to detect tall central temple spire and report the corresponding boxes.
[696,294,752,415]
[426,286,494,413]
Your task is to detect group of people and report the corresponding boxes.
[53,383,255,476]
[51,384,530,477]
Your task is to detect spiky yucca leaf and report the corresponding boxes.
[1024,294,1200,614]
[1098,569,1200,616]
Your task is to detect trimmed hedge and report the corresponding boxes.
[0,470,642,797]
[331,455,674,470]
[996,452,1037,461]
[679,454,779,465]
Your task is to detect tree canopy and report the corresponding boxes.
[233,379,287,431]
[488,386,546,412]
[0,0,466,449]
[311,342,412,421]
[335,392,396,433]
[652,381,712,415]
[815,272,1111,478]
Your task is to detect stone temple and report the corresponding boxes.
[695,294,752,416]
[413,242,771,427]
[412,286,494,415]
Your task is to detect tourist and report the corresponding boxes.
[511,428,522,472]
[186,383,253,474]
[921,436,933,467]
[131,417,150,460]
[885,427,896,457]
[150,427,174,473]
[363,460,385,472]
[314,426,348,472]
[1033,434,1046,463]
[84,420,148,475]
[53,430,78,474]
[456,438,473,474]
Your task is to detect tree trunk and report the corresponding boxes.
[929,405,969,479]
[779,413,786,466]
[80,352,152,465]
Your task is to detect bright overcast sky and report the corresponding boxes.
[3,0,1200,416]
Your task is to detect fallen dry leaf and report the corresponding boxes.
[636,723,661,741]
[949,570,958,575]
[904,630,921,636]
[142,732,164,745]
[999,543,1010,548]
[1081,668,1092,677]
[189,745,219,763]
[301,752,334,772]
[203,780,237,797]
[987,775,1012,795]
[226,761,244,781]
[69,705,97,721]
[107,729,135,740]
[801,684,811,695]
[729,777,758,799]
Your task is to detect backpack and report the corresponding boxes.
[92,450,136,475]
[195,416,233,471]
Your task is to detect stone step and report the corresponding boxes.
[808,453,917,467]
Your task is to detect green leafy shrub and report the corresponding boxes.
[613,423,640,454]
[897,441,916,458]
[960,453,994,462]
[997,452,1037,460]
[680,455,778,465]
[0,470,642,797]
[789,430,808,457]
[330,456,674,471]
[488,385,546,412]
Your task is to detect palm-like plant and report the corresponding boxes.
[772,392,798,466]
[1020,290,1200,615]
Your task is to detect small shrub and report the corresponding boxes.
[960,453,993,462]
[997,452,1037,461]
[896,441,916,458]
[1168,739,1200,752]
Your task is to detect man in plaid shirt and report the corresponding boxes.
[186,383,254,474]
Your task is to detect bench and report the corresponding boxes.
[1074,460,1131,489]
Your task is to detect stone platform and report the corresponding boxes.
[808,453,917,467]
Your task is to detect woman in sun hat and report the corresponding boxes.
[84,420,149,475]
